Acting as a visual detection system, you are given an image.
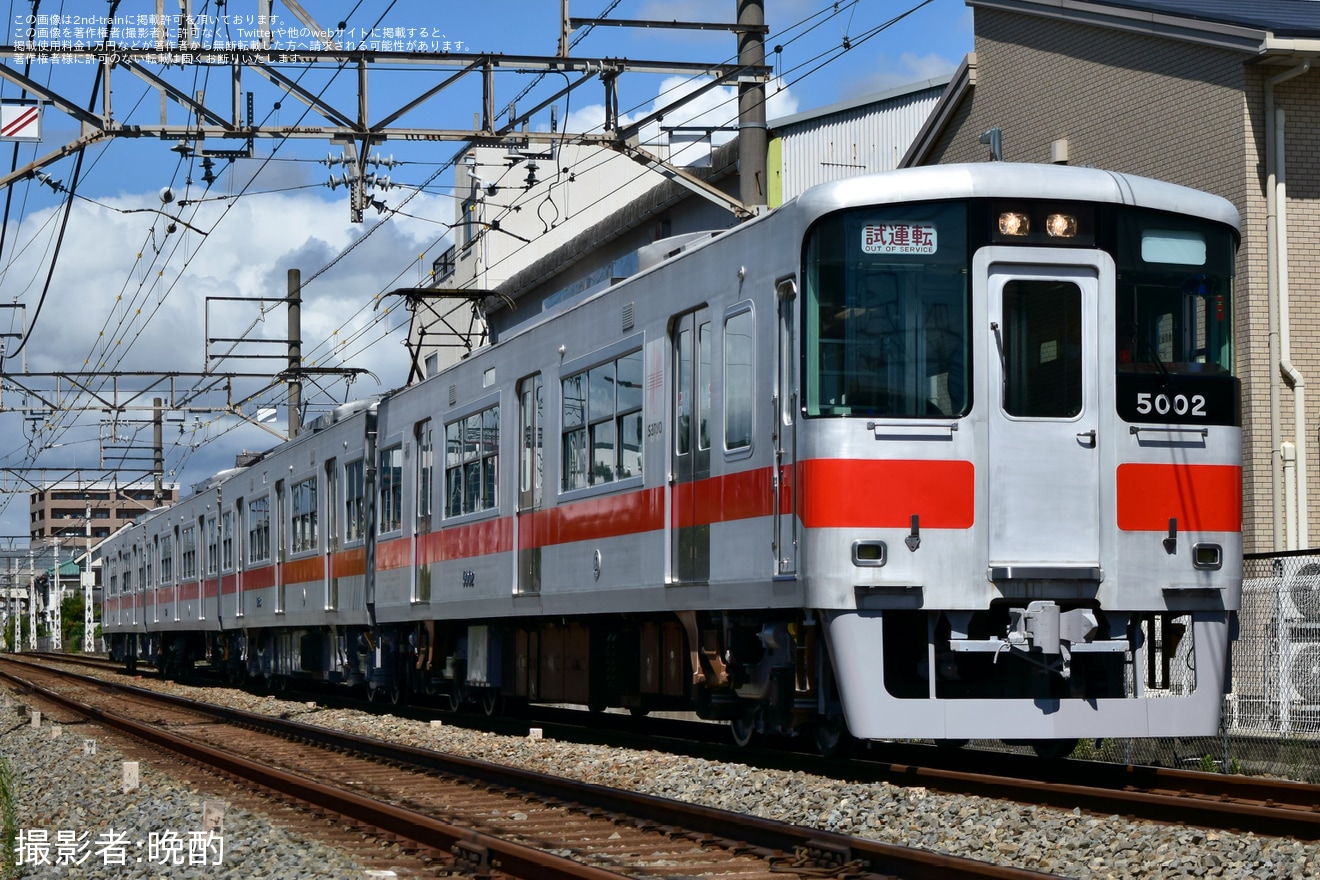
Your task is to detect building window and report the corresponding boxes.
[292,476,318,553]
[445,405,499,517]
[248,496,270,564]
[562,350,643,490]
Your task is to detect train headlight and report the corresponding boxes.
[998,212,1030,236]
[1046,213,1078,238]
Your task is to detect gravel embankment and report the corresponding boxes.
[4,675,1319,879]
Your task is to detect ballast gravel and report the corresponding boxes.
[3,673,1318,880]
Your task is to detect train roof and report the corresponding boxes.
[792,163,1242,232]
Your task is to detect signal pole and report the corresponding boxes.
[737,0,768,211]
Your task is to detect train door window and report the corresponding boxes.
[415,420,433,533]
[1001,280,1082,418]
[724,306,754,452]
[380,443,403,533]
[205,516,218,576]
[518,374,543,594]
[325,458,339,610]
[144,541,154,591]
[292,476,318,553]
[345,460,365,543]
[519,375,544,509]
[273,481,285,612]
[673,309,712,583]
[248,495,271,564]
[220,510,234,571]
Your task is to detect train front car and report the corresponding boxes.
[795,164,1241,750]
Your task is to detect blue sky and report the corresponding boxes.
[0,0,972,544]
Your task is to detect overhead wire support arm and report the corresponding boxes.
[611,139,754,220]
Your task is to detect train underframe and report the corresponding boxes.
[109,601,1197,755]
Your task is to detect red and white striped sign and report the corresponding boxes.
[0,104,41,142]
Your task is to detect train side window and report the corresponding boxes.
[444,404,500,516]
[181,525,197,580]
[160,533,174,584]
[562,350,643,491]
[248,495,271,564]
[724,306,754,452]
[292,476,318,553]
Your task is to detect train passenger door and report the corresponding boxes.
[774,278,799,577]
[672,308,711,583]
[983,258,1101,571]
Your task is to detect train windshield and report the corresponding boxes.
[803,202,970,418]
[1115,209,1235,376]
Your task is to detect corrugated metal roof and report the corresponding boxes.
[774,83,946,201]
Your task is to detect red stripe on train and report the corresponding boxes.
[1116,463,1242,532]
[798,459,975,529]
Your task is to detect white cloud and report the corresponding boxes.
[0,182,454,531]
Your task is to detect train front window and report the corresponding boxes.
[804,202,970,418]
[1115,211,1235,376]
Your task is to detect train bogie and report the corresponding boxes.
[101,163,1242,749]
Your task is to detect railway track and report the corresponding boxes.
[20,653,1320,842]
[0,655,1049,880]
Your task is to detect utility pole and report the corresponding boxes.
[737,0,768,211]
[84,502,95,653]
[288,269,302,439]
[50,537,60,651]
[153,398,165,506]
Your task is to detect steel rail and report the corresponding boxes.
[1,658,1052,880]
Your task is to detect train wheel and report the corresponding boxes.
[388,685,402,705]
[481,690,501,717]
[366,683,378,703]
[445,689,462,712]
[811,717,849,757]
[1031,739,1078,760]
[730,711,757,748]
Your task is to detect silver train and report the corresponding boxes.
[101,163,1243,753]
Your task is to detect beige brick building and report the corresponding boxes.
[904,0,1320,554]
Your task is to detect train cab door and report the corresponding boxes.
[981,257,1103,573]
[672,308,711,583]
[774,278,799,577]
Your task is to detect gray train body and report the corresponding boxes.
[102,164,1243,751]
